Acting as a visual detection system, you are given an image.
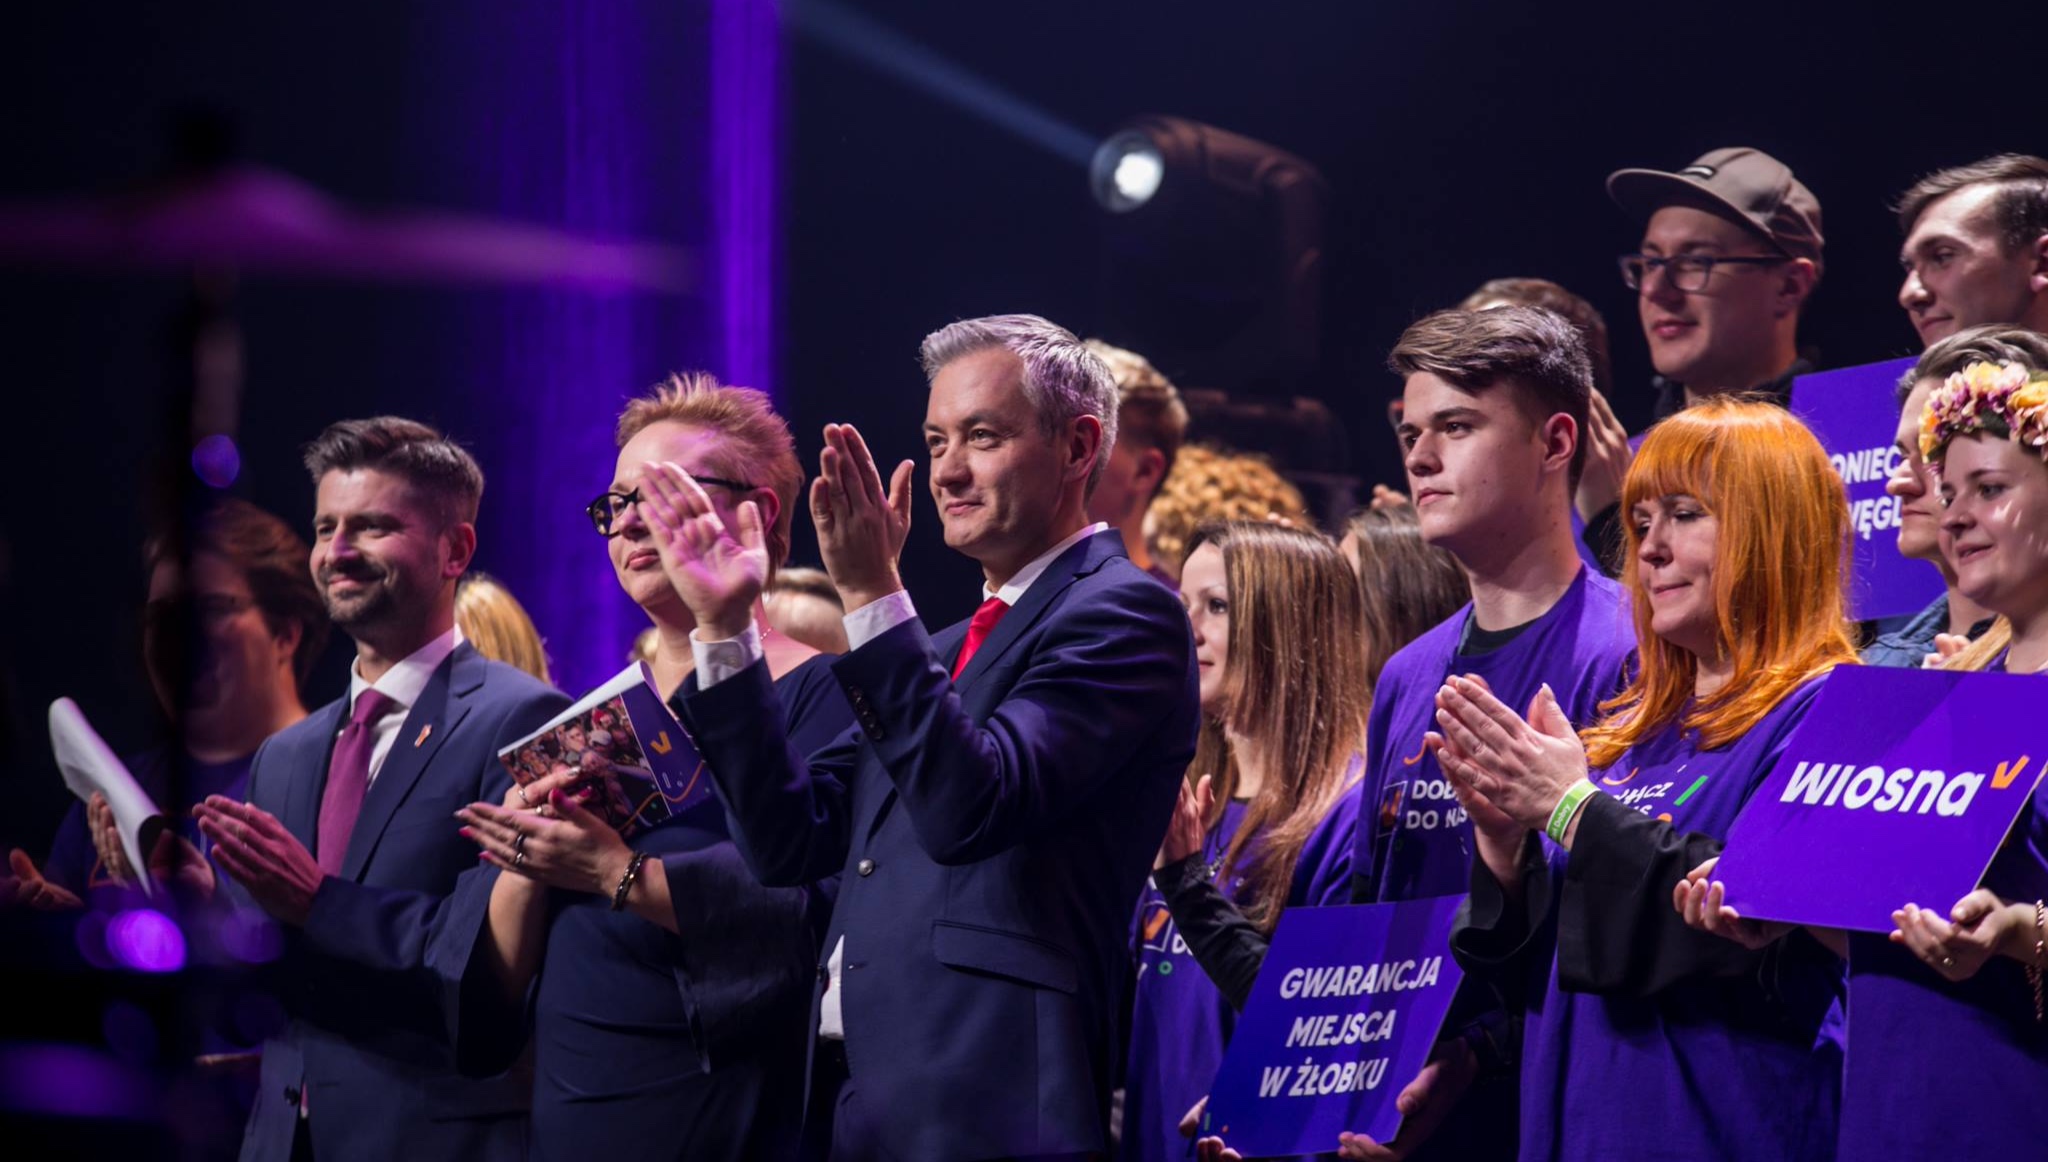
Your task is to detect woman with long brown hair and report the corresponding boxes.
[1433,398,1857,1161]
[1123,520,1372,1162]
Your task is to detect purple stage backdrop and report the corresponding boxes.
[1788,357,1943,623]
[401,1,783,696]
[1716,666,2047,933]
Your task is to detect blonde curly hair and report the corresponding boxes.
[1144,443,1311,580]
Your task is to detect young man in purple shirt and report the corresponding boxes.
[1342,306,1636,1159]
[1190,307,1634,1162]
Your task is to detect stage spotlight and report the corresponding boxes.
[1091,131,1165,212]
[1090,116,1328,396]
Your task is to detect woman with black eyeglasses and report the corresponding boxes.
[435,372,852,1162]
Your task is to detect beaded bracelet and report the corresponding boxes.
[1546,780,1600,845]
[611,851,651,912]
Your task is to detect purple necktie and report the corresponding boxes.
[317,688,398,875]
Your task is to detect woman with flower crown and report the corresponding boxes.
[1679,325,2048,1162]
[1433,397,1857,1162]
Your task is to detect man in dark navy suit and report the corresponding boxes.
[193,417,567,1162]
[636,314,1200,1160]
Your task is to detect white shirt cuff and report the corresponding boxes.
[842,590,918,650]
[690,620,763,689]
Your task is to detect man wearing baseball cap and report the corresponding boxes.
[1575,146,1823,565]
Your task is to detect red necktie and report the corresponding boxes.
[316,688,398,875]
[951,597,1010,680]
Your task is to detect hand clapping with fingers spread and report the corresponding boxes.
[192,796,325,926]
[811,422,915,613]
[635,460,772,640]
[1156,774,1216,871]
[1429,675,1591,837]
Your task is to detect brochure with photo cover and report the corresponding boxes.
[496,663,712,838]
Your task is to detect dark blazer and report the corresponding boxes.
[238,641,568,1162]
[675,530,1200,1160]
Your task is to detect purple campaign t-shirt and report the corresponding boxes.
[1354,567,1634,903]
[1837,656,2048,1162]
[1517,679,1844,1162]
[1123,780,1362,1162]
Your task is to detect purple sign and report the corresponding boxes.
[1203,896,1465,1156]
[1715,666,2046,933]
[1789,357,1945,621]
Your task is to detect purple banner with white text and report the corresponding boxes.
[1715,666,2045,933]
[1203,896,1465,1156]
[1789,357,1944,621]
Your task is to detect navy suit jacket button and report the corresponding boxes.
[856,858,876,876]
[283,1085,301,1105]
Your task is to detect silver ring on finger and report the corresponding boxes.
[514,831,528,854]
[516,785,531,806]
[515,850,527,868]
[1940,955,1955,968]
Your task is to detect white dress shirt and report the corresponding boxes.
[343,625,464,787]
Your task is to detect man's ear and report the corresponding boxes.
[271,617,304,671]
[1067,415,1105,484]
[1541,413,1579,477]
[443,522,478,578]
[2026,232,2048,294]
[1133,446,1168,496]
[1776,257,1819,317]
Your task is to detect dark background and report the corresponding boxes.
[1,0,2040,852]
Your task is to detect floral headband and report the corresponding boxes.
[1919,359,2048,462]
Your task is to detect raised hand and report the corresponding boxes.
[1431,676,1590,835]
[636,459,770,639]
[88,792,136,886]
[1156,774,1217,870]
[192,797,323,925]
[1574,387,1634,523]
[811,423,914,612]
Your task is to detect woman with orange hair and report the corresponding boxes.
[1431,398,1856,1162]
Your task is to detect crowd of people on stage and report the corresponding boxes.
[4,146,2046,1162]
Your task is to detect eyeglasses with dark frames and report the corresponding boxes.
[585,477,755,537]
[1618,253,1788,293]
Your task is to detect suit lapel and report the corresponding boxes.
[858,532,1124,845]
[282,701,348,848]
[951,530,1111,690]
[339,646,478,881]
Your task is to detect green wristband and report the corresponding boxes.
[1546,780,1599,844]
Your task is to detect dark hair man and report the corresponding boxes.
[192,417,567,1162]
[1894,153,2048,347]
[1083,339,1191,586]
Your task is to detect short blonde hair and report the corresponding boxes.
[1085,340,1189,485]
[456,573,551,684]
[1144,443,1311,578]
[616,372,803,575]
